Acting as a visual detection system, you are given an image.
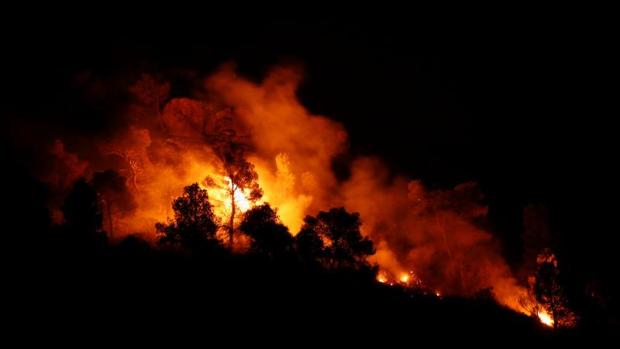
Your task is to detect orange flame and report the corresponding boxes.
[377,272,388,284]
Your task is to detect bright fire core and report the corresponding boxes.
[537,310,554,327]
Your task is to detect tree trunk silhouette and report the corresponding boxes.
[229,185,236,250]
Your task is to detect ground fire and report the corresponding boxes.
[538,310,554,327]
[29,64,574,329]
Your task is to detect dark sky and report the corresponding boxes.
[3,12,617,284]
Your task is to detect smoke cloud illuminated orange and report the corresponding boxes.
[35,64,541,319]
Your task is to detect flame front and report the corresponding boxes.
[36,65,571,327]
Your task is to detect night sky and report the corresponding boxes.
[3,11,617,294]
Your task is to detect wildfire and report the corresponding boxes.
[537,310,554,327]
[226,177,252,212]
[37,66,576,330]
[196,174,255,226]
[375,269,446,300]
[376,270,415,286]
[376,269,555,328]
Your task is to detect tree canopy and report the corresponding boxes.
[533,249,577,328]
[296,207,375,271]
[155,183,219,251]
[239,203,293,259]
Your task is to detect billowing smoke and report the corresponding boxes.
[205,64,347,232]
[30,64,529,311]
[342,157,527,309]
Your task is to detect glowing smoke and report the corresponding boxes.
[33,64,530,311]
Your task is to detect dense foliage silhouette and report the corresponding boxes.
[2,172,612,341]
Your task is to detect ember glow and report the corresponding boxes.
[30,64,564,326]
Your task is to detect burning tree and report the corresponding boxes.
[295,207,375,270]
[239,203,293,259]
[207,111,262,250]
[519,249,577,328]
[531,249,577,328]
[155,183,219,251]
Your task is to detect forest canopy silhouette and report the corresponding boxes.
[3,15,617,340]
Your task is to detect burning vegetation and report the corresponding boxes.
[23,64,577,329]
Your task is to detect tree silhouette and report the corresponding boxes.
[295,207,375,270]
[295,217,327,268]
[532,249,577,328]
[221,146,262,249]
[239,204,293,259]
[93,170,136,239]
[155,183,219,251]
[207,114,262,249]
[61,179,107,248]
